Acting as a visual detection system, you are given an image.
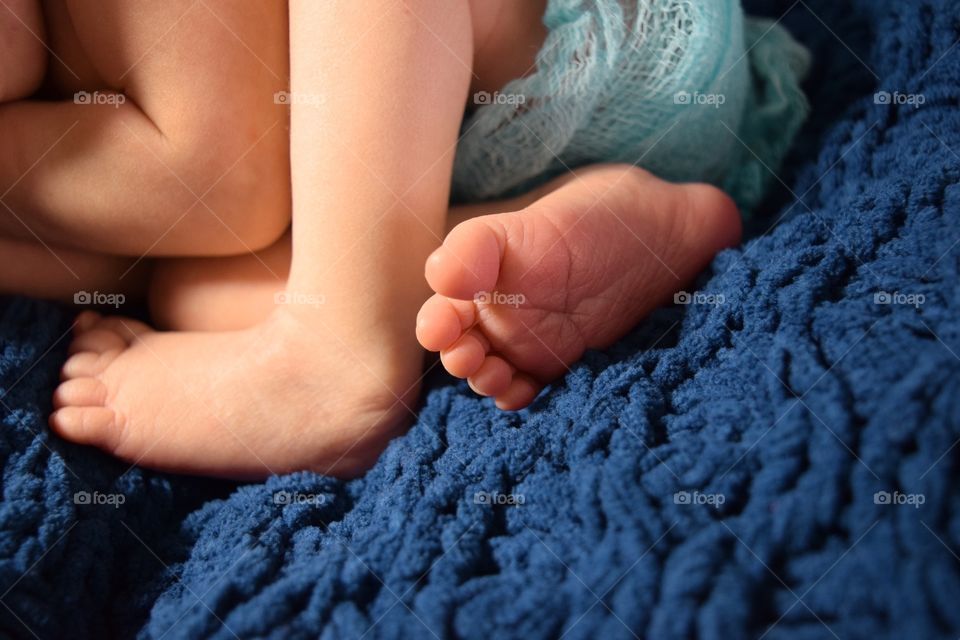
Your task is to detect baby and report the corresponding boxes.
[0,0,807,478]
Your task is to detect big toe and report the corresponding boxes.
[49,406,122,449]
[50,374,125,450]
[680,182,742,256]
[425,216,506,301]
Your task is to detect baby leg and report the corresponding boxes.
[147,189,560,332]
[0,235,147,302]
[148,163,741,416]
[51,0,476,479]
[0,0,46,102]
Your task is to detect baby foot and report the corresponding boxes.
[416,165,741,409]
[50,309,420,479]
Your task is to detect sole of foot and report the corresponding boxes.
[416,165,741,409]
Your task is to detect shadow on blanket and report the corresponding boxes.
[0,0,958,638]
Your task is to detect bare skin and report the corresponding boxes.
[0,0,741,478]
[0,0,46,101]
[418,166,740,408]
[2,0,289,256]
[148,165,740,410]
[50,0,478,479]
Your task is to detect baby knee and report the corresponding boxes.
[208,182,291,254]
[170,130,291,255]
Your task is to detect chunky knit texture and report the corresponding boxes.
[1,0,959,638]
[452,0,811,211]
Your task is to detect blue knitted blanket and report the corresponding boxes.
[1,0,958,638]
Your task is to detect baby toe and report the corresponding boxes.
[495,373,542,411]
[425,217,505,301]
[49,406,121,448]
[53,377,108,409]
[92,317,152,343]
[417,294,476,352]
[73,311,102,333]
[61,350,119,381]
[440,329,490,378]
[468,355,514,397]
[68,328,128,355]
